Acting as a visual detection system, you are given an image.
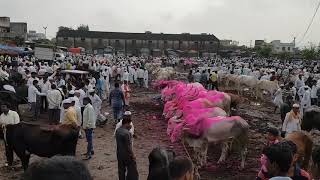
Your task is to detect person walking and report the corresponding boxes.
[47,84,62,124]
[121,80,131,106]
[109,82,125,123]
[0,103,20,167]
[115,117,139,180]
[282,104,301,137]
[82,97,96,160]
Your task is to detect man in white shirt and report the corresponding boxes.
[82,97,96,160]
[28,80,46,121]
[136,67,144,87]
[27,72,39,87]
[47,84,62,124]
[39,76,51,113]
[88,89,102,119]
[0,103,20,166]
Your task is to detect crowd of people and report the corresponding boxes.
[0,54,320,179]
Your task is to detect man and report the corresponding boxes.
[137,67,144,87]
[56,75,66,87]
[61,99,78,128]
[115,117,139,180]
[0,103,20,166]
[82,97,96,160]
[114,111,134,136]
[109,83,125,123]
[295,74,305,99]
[200,70,208,88]
[169,157,194,180]
[261,142,294,180]
[193,70,201,83]
[27,72,39,87]
[121,80,131,106]
[210,71,218,90]
[39,76,50,113]
[28,80,46,121]
[88,89,102,119]
[47,84,62,124]
[143,68,149,89]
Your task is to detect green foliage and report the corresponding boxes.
[257,46,272,58]
[77,24,89,31]
[302,47,317,60]
[278,52,292,60]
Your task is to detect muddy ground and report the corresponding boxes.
[0,87,319,180]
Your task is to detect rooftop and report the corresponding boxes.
[56,30,219,42]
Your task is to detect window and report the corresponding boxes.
[194,41,198,44]
[149,40,152,44]
[98,39,102,43]
[210,41,213,44]
[63,37,68,40]
[164,41,168,44]
[115,40,120,43]
[288,47,291,51]
[282,47,286,51]
[132,40,136,45]
[276,47,280,49]
[81,37,85,41]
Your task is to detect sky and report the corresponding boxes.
[1,0,320,47]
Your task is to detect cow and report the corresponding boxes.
[236,75,259,97]
[255,80,279,100]
[302,106,320,132]
[285,131,314,169]
[0,122,80,170]
[147,147,176,180]
[182,116,249,170]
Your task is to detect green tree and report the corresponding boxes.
[77,24,89,31]
[278,52,292,60]
[257,46,272,58]
[302,47,317,60]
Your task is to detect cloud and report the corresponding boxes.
[1,0,319,47]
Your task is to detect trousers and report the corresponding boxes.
[118,159,139,180]
[48,109,61,124]
[85,129,94,157]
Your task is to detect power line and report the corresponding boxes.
[297,0,320,45]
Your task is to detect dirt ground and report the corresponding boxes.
[0,87,319,180]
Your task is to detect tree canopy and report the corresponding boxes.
[77,24,89,31]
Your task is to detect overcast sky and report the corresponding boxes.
[1,0,320,47]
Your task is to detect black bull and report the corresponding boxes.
[0,123,79,170]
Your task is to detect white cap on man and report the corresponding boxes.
[69,90,75,95]
[88,89,95,93]
[293,104,300,108]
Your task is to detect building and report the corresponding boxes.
[0,17,27,44]
[220,39,239,47]
[10,22,28,40]
[56,30,220,56]
[270,40,295,54]
[254,40,266,49]
[28,30,46,41]
[0,17,10,33]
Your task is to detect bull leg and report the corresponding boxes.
[201,140,209,166]
[218,142,229,164]
[21,153,30,171]
[240,147,248,170]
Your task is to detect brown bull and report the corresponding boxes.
[285,131,313,169]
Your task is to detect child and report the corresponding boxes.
[257,128,281,180]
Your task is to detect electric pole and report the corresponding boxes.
[43,26,47,39]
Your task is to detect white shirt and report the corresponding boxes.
[137,69,144,78]
[47,89,62,109]
[0,110,20,125]
[114,120,134,136]
[28,85,46,103]
[82,103,96,129]
[40,80,51,93]
[27,77,39,87]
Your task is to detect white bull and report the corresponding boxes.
[236,75,259,97]
[255,80,279,100]
[183,117,249,170]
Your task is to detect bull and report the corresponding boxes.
[0,122,79,170]
[147,147,176,180]
[182,117,249,170]
[302,106,320,132]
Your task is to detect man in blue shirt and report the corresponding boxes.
[109,82,125,123]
